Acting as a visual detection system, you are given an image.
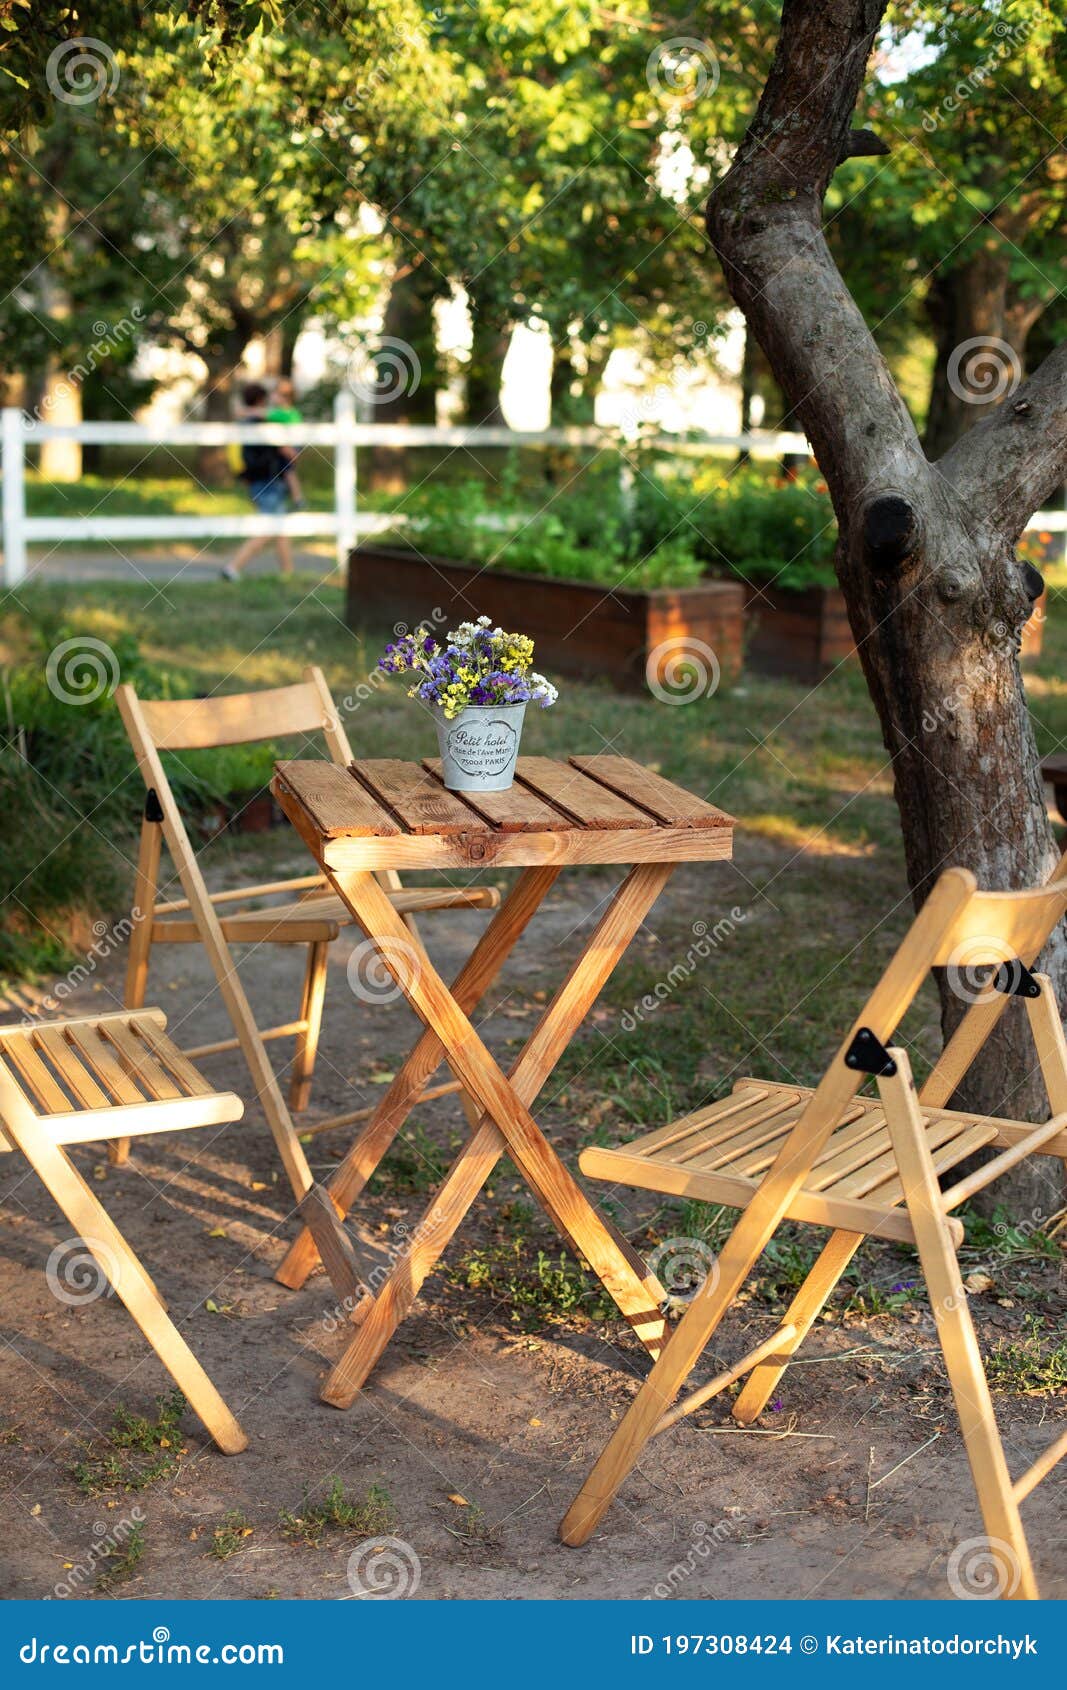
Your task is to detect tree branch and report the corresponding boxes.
[705,0,923,512]
[937,341,1067,542]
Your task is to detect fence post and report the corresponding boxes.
[334,388,356,574]
[2,407,27,586]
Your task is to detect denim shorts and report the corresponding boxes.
[247,479,289,516]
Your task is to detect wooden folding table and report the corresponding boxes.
[270,753,734,1409]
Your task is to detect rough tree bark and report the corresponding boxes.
[706,0,1067,1214]
[195,311,256,487]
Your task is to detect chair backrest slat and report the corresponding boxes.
[138,678,334,751]
[932,879,1067,968]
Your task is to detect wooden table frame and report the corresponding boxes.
[271,755,734,1409]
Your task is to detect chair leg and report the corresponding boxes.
[12,1123,247,1455]
[880,1059,1039,1600]
[112,822,162,1167]
[290,940,329,1112]
[733,1229,864,1423]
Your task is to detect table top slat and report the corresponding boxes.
[352,758,489,835]
[421,760,577,831]
[514,757,656,829]
[276,759,400,838]
[569,755,732,829]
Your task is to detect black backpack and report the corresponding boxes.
[240,421,286,483]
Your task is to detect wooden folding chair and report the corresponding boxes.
[561,854,1067,1599]
[115,669,498,1197]
[0,1007,247,1453]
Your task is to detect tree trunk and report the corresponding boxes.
[197,371,241,487]
[923,250,1044,459]
[464,303,510,425]
[706,0,1067,1214]
[368,267,440,493]
[195,315,256,485]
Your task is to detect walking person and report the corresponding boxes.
[266,378,306,508]
[222,383,295,580]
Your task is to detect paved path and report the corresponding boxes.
[19,543,339,585]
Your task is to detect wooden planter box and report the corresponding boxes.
[742,583,855,681]
[743,582,1047,680]
[347,546,745,689]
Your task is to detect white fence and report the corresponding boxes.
[1,394,1063,586]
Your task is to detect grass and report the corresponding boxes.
[71,1391,187,1496]
[95,1519,147,1590]
[367,1122,460,1195]
[448,1239,616,1329]
[4,567,1065,1091]
[987,1317,1067,1396]
[208,1510,254,1561]
[279,1479,396,1547]
[3,572,1065,1338]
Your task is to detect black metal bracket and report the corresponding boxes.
[144,788,165,824]
[992,959,1041,999]
[844,1026,898,1077]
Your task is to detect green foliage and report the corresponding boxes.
[279,1479,396,1547]
[0,610,290,981]
[384,460,838,592]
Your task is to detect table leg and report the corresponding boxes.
[275,866,562,1290]
[321,862,676,1407]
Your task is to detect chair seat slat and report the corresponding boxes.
[33,1027,112,1110]
[0,1034,75,1114]
[131,1016,213,1097]
[101,1020,183,1101]
[65,1025,146,1105]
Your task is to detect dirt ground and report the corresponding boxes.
[1,832,1064,1603]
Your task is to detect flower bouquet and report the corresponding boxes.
[377,616,558,791]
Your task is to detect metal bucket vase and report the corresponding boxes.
[434,702,527,792]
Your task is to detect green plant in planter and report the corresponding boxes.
[382,461,837,594]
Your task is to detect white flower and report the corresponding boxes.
[530,671,558,706]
